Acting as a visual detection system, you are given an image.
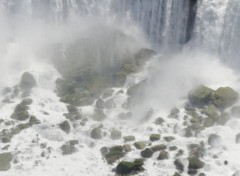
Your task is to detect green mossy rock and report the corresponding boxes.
[116,159,144,175]
[211,87,239,109]
[0,152,12,171]
[134,141,146,150]
[188,85,213,107]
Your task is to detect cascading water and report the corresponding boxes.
[1,0,240,176]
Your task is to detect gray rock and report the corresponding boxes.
[150,134,160,141]
[29,115,41,126]
[95,99,105,109]
[59,120,71,134]
[151,144,167,152]
[208,134,221,147]
[123,135,135,142]
[174,158,184,172]
[134,141,146,150]
[104,146,124,164]
[123,144,131,152]
[0,152,12,171]
[158,150,169,160]
[116,159,144,175]
[164,136,175,142]
[61,141,78,155]
[154,117,164,125]
[90,127,102,139]
[141,148,153,158]
[110,129,121,140]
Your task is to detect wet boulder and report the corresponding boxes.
[123,135,135,142]
[208,134,221,147]
[59,120,71,134]
[61,140,78,155]
[0,152,12,171]
[151,144,167,152]
[90,127,102,139]
[134,141,146,150]
[116,159,144,175]
[110,129,121,140]
[211,87,239,109]
[157,150,169,160]
[141,148,153,158]
[11,101,30,121]
[104,146,125,164]
[188,85,213,107]
[174,158,184,172]
[150,134,160,141]
[188,156,205,170]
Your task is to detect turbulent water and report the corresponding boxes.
[1,0,240,176]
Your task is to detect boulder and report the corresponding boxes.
[20,72,37,90]
[110,129,121,140]
[157,150,169,160]
[123,144,132,152]
[90,127,102,139]
[211,87,239,109]
[154,117,164,125]
[123,135,135,142]
[59,120,71,134]
[164,136,175,142]
[151,144,167,152]
[0,152,12,171]
[141,148,153,158]
[104,146,124,164]
[150,134,161,141]
[61,141,78,155]
[188,85,213,106]
[188,156,205,170]
[174,158,184,172]
[134,141,146,150]
[203,117,215,127]
[216,112,230,125]
[208,134,221,147]
[116,159,144,175]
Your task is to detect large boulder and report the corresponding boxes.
[188,85,213,107]
[0,152,12,171]
[11,101,30,121]
[141,148,153,158]
[211,87,239,109]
